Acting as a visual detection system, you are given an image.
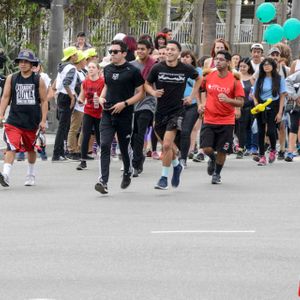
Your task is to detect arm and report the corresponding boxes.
[111,84,145,114]
[39,77,48,132]
[78,83,85,103]
[275,93,285,123]
[144,81,164,98]
[218,94,244,107]
[99,84,107,107]
[63,68,76,108]
[286,72,300,100]
[0,74,12,123]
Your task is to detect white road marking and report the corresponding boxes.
[151,230,256,234]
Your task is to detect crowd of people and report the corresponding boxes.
[0,28,299,192]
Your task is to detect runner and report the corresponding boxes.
[0,50,48,187]
[95,40,144,194]
[199,50,244,184]
[145,40,201,190]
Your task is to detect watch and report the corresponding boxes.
[124,101,129,107]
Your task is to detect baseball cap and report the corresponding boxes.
[251,43,264,51]
[84,48,98,59]
[268,47,281,55]
[62,46,78,62]
[75,50,87,63]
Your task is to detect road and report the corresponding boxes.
[0,154,299,300]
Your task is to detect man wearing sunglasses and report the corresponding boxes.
[95,40,145,194]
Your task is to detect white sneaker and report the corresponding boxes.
[24,175,35,186]
[0,172,9,187]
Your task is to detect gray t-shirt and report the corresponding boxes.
[131,60,156,113]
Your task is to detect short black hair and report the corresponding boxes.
[77,32,86,38]
[161,27,172,33]
[167,40,181,52]
[111,39,128,53]
[137,39,152,49]
[216,50,232,61]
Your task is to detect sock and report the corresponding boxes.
[3,163,12,177]
[27,163,35,176]
[208,152,216,161]
[215,163,223,175]
[161,166,170,177]
[171,158,179,167]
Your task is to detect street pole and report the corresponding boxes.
[47,0,64,132]
[192,0,204,57]
[289,0,300,59]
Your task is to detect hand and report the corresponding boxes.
[111,102,126,114]
[93,94,100,105]
[99,97,106,108]
[70,96,75,109]
[78,99,85,106]
[197,104,205,114]
[183,96,192,106]
[218,93,230,103]
[235,108,241,119]
[275,112,282,123]
[154,89,164,98]
[39,121,46,133]
[0,115,5,128]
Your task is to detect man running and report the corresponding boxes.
[145,40,201,190]
[95,40,144,194]
[0,50,48,187]
[199,50,244,184]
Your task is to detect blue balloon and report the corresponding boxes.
[263,24,284,45]
[283,18,300,41]
[256,3,276,23]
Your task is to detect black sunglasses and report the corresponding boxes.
[108,49,122,54]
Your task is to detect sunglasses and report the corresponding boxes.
[108,50,122,55]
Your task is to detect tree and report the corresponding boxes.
[202,0,216,55]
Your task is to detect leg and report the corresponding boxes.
[67,110,83,154]
[81,114,93,159]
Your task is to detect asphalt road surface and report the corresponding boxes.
[0,155,299,300]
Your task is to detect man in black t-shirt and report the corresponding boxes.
[0,50,48,188]
[95,40,144,194]
[145,40,202,190]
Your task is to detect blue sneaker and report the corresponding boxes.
[155,176,168,190]
[284,152,294,162]
[17,152,25,161]
[171,163,183,188]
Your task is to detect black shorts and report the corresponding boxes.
[154,111,183,140]
[200,124,234,153]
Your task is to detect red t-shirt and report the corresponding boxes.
[203,71,245,125]
[82,77,105,119]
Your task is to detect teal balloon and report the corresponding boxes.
[283,18,300,41]
[263,24,284,45]
[256,3,276,23]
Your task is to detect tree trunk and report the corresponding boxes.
[202,0,216,55]
[289,0,300,59]
[29,12,41,56]
[192,0,204,57]
[159,0,171,31]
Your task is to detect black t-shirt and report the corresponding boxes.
[6,72,41,130]
[104,61,145,115]
[147,61,198,116]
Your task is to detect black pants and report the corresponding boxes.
[237,107,252,149]
[132,110,153,169]
[180,104,199,160]
[100,111,133,183]
[256,102,279,156]
[81,114,100,159]
[53,93,72,158]
[289,110,300,134]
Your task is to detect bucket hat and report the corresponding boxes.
[15,49,37,64]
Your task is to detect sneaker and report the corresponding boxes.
[39,147,48,161]
[188,151,194,160]
[95,180,108,194]
[193,152,205,162]
[146,150,152,157]
[236,150,244,159]
[179,158,187,168]
[268,150,276,163]
[171,163,183,187]
[52,156,68,162]
[250,146,258,156]
[121,173,131,189]
[0,172,9,187]
[17,152,25,161]
[152,151,160,160]
[155,176,168,190]
[82,155,94,160]
[257,155,267,166]
[284,152,294,162]
[211,173,222,184]
[207,158,216,175]
[76,160,87,170]
[252,155,260,162]
[24,175,35,186]
[133,168,139,178]
[277,150,285,160]
[244,149,251,156]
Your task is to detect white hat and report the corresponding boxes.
[251,43,264,51]
[113,33,126,41]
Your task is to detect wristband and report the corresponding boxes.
[124,101,129,107]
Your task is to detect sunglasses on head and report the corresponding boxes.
[108,49,122,54]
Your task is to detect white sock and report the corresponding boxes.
[3,163,12,177]
[27,163,35,176]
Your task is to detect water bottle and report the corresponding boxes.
[93,92,99,109]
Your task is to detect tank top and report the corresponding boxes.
[6,72,41,130]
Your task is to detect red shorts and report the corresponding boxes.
[4,124,37,152]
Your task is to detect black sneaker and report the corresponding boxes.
[0,172,9,187]
[193,152,205,162]
[207,158,216,175]
[133,168,139,178]
[76,160,87,170]
[211,173,222,184]
[95,180,108,194]
[236,150,243,159]
[277,150,285,160]
[121,173,131,189]
[82,155,94,160]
